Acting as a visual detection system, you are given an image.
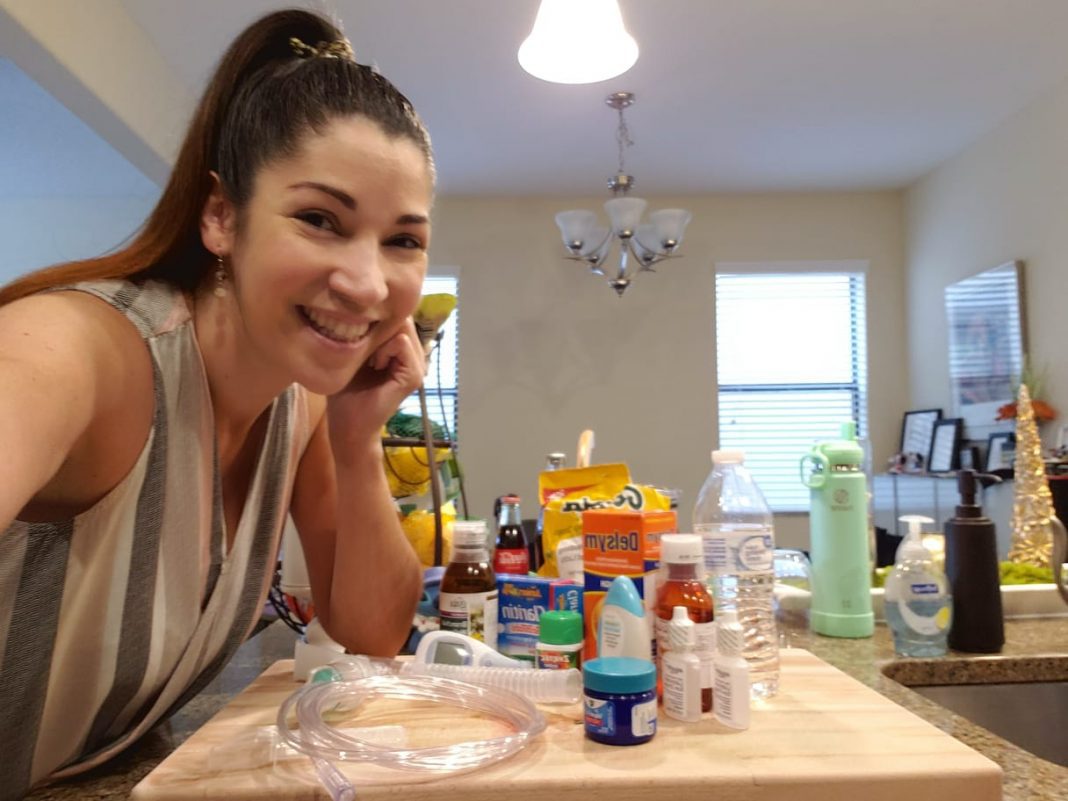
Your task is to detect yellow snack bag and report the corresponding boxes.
[537,463,671,577]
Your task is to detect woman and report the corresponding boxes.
[0,9,427,795]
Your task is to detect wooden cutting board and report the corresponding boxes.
[131,648,1001,801]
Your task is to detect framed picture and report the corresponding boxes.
[944,261,1026,440]
[928,418,963,473]
[986,431,1016,472]
[900,409,942,459]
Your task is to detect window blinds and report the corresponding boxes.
[716,272,868,511]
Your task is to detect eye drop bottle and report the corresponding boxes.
[713,609,750,730]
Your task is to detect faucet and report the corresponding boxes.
[1053,516,1068,606]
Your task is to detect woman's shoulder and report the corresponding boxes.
[0,288,156,521]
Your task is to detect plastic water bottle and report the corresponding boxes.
[692,449,779,698]
[884,515,952,657]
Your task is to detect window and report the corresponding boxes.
[715,267,868,511]
[398,273,459,438]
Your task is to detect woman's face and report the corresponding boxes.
[223,115,432,395]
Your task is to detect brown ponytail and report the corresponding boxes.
[0,8,433,306]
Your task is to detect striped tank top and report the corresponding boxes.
[0,279,311,797]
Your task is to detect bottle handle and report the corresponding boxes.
[800,450,829,489]
[1051,515,1068,607]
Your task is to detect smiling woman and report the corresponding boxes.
[0,8,433,798]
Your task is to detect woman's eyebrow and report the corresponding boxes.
[287,181,355,209]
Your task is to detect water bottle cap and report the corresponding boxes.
[712,449,745,465]
[660,533,704,566]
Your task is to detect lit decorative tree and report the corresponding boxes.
[1008,384,1055,567]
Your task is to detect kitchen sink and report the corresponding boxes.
[882,656,1068,768]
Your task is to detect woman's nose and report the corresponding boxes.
[327,238,388,306]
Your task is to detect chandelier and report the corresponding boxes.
[555,92,692,297]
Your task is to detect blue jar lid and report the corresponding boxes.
[583,657,656,694]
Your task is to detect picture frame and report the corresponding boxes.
[944,261,1026,441]
[900,409,942,460]
[986,431,1016,472]
[928,418,963,473]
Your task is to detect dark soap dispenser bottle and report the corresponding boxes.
[944,469,1004,653]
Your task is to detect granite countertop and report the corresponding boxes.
[26,616,1068,800]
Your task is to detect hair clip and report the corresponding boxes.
[289,36,355,62]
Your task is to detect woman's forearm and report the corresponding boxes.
[322,440,423,655]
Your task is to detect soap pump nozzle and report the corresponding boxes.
[896,514,934,561]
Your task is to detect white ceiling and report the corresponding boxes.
[10,0,1068,197]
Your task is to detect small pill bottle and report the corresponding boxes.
[582,657,657,746]
[536,610,583,670]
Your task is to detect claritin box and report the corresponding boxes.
[497,575,582,661]
[582,508,675,661]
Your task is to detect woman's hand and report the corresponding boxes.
[326,317,424,455]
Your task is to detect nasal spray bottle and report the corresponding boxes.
[800,422,874,638]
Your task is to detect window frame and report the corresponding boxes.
[714,261,869,513]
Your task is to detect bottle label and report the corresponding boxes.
[438,590,498,649]
[697,526,774,574]
[584,697,614,735]
[662,656,701,721]
[555,536,584,582]
[631,698,657,736]
[655,618,716,688]
[536,645,581,670]
[493,548,530,575]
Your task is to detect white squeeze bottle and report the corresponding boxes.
[713,609,751,730]
[693,449,779,698]
[661,606,702,722]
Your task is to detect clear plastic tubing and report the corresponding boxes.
[403,662,582,703]
[276,673,546,801]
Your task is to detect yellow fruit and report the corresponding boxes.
[401,503,455,568]
[383,445,450,498]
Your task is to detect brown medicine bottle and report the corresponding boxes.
[439,520,498,649]
[655,534,714,712]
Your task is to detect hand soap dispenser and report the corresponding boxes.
[944,469,1004,653]
[884,515,952,657]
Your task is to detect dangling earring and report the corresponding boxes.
[213,255,227,298]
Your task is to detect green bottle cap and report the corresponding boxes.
[538,610,583,645]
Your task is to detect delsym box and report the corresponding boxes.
[582,508,675,661]
[496,575,582,661]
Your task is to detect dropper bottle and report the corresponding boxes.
[713,609,750,730]
[944,469,1004,653]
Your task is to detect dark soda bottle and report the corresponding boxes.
[493,495,529,575]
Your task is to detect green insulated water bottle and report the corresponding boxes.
[800,422,874,638]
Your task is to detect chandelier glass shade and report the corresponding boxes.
[518,0,638,84]
[555,93,692,296]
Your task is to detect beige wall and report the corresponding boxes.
[906,74,1068,448]
[430,191,907,548]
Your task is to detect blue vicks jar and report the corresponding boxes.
[582,657,657,745]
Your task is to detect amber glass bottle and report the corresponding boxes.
[655,534,714,712]
[439,520,498,648]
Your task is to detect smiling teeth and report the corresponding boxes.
[304,307,370,343]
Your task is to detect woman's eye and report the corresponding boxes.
[295,211,338,233]
[387,234,425,250]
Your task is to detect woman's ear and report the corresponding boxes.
[200,172,237,256]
